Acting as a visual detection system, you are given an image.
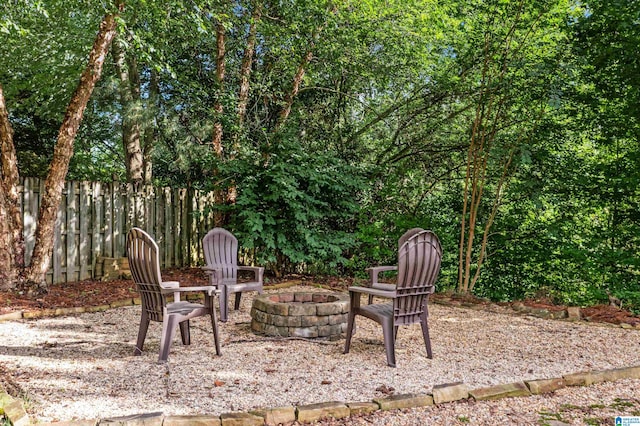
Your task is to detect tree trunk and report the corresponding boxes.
[237,2,262,124]
[469,147,515,292]
[276,50,313,129]
[143,68,159,184]
[212,19,227,226]
[24,11,118,290]
[223,1,262,209]
[212,20,226,157]
[112,35,144,185]
[457,0,529,293]
[0,189,16,289]
[0,84,23,288]
[275,5,335,131]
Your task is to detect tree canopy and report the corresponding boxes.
[1,0,639,308]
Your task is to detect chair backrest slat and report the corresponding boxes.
[394,230,442,325]
[127,228,167,322]
[203,228,239,282]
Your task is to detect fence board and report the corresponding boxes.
[179,188,188,267]
[191,190,200,265]
[52,194,63,284]
[92,182,103,277]
[18,177,217,285]
[23,177,38,266]
[79,181,91,280]
[67,181,78,282]
[104,183,113,258]
[164,187,174,268]
[113,184,125,257]
[171,187,179,266]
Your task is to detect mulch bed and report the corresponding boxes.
[1,268,639,326]
[0,268,208,315]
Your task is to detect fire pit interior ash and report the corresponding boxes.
[250,292,349,339]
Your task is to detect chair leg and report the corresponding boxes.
[368,294,374,304]
[234,292,242,310]
[382,320,396,367]
[179,320,191,345]
[210,310,222,356]
[420,318,433,359]
[219,285,228,322]
[344,291,360,355]
[159,315,179,362]
[134,311,150,356]
[343,311,356,354]
[205,292,222,356]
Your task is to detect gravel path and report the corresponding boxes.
[0,285,638,423]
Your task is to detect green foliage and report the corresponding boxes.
[3,0,640,309]
[611,290,640,315]
[230,137,366,276]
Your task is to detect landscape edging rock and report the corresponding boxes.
[4,365,640,425]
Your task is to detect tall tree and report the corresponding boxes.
[456,0,568,293]
[0,2,120,290]
[112,33,144,185]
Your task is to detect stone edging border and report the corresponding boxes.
[2,365,640,425]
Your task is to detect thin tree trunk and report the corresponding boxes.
[212,19,227,226]
[458,7,516,293]
[458,121,479,292]
[276,50,313,129]
[469,147,515,291]
[212,21,226,157]
[237,2,262,124]
[225,2,262,207]
[143,68,159,184]
[460,25,513,293]
[275,4,336,130]
[24,11,118,290]
[112,35,144,185]
[458,44,489,293]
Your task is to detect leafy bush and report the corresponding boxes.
[230,139,366,277]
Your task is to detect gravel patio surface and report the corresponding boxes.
[0,285,638,423]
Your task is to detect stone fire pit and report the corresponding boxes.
[250,292,349,339]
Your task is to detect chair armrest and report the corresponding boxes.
[160,280,180,289]
[238,266,264,283]
[161,285,219,297]
[366,266,397,286]
[371,283,396,292]
[348,285,397,299]
[201,266,222,286]
[178,286,219,297]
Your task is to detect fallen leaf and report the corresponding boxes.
[214,380,225,387]
[375,385,395,395]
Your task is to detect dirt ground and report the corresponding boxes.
[0,267,638,327]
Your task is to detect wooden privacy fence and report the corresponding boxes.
[20,177,218,285]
